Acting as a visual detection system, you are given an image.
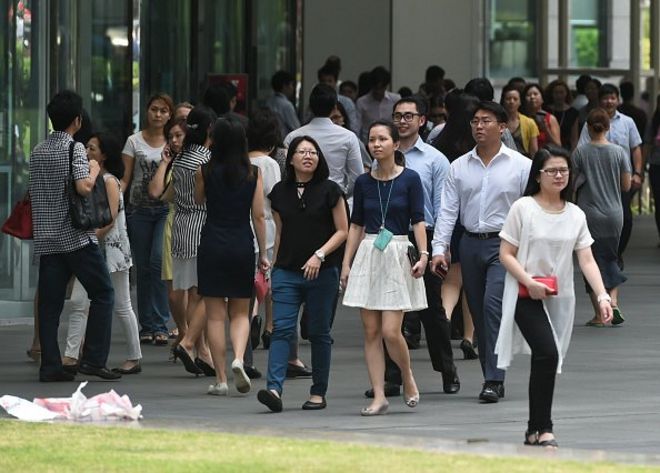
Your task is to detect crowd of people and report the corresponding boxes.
[26,56,660,449]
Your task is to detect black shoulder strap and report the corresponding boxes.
[68,141,76,177]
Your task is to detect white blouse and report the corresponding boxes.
[495,196,594,373]
[250,155,281,251]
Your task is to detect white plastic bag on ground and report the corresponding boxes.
[1,382,142,422]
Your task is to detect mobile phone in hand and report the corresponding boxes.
[434,263,448,280]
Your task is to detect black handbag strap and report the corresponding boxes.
[68,141,76,179]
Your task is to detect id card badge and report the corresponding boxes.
[373,227,393,251]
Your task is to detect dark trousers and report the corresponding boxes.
[384,229,456,385]
[38,244,114,377]
[515,298,559,433]
[459,235,506,382]
[649,165,660,238]
[618,190,632,261]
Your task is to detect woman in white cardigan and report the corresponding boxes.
[495,145,612,449]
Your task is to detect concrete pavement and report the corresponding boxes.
[2,216,660,466]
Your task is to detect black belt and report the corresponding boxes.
[464,231,500,240]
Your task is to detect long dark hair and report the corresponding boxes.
[209,117,253,187]
[90,132,124,180]
[432,91,479,160]
[284,136,330,185]
[183,106,217,148]
[367,120,405,166]
[524,145,573,202]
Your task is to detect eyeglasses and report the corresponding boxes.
[469,118,496,126]
[540,167,570,176]
[295,149,318,157]
[392,112,421,123]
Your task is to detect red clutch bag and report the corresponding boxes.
[1,194,33,240]
[254,271,270,304]
[518,276,558,298]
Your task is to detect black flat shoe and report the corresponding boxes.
[286,362,312,378]
[261,330,272,350]
[194,357,216,377]
[39,370,75,382]
[442,371,460,394]
[460,339,479,360]
[364,382,401,398]
[257,389,283,413]
[244,365,262,379]
[111,363,142,375]
[302,398,327,410]
[78,363,122,380]
[62,364,79,375]
[172,345,203,375]
[250,316,262,349]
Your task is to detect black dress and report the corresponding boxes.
[197,164,257,298]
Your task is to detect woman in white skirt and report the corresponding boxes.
[171,106,216,377]
[342,120,428,416]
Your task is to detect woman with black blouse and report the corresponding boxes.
[342,120,427,416]
[257,136,348,413]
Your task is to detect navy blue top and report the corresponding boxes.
[351,168,425,235]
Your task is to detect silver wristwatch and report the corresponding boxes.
[314,249,326,262]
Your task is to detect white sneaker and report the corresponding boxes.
[207,382,229,396]
[231,359,251,393]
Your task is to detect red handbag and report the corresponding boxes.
[254,271,270,304]
[518,276,558,298]
[1,194,33,240]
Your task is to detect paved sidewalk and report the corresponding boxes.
[2,216,660,465]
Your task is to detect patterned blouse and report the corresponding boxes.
[102,173,132,273]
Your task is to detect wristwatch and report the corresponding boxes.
[597,293,612,304]
[314,249,326,262]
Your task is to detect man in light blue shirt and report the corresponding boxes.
[265,71,301,139]
[577,83,643,261]
[431,102,531,404]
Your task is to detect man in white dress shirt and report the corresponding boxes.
[431,101,531,403]
[284,84,363,198]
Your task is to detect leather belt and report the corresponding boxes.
[464,231,500,240]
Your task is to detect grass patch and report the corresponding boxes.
[0,419,656,472]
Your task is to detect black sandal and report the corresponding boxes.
[538,429,559,448]
[524,430,538,446]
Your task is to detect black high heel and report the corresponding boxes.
[172,345,203,375]
[460,339,478,360]
[195,357,216,377]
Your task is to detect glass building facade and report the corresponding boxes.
[0,0,299,315]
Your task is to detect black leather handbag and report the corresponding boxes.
[67,142,112,230]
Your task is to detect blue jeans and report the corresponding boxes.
[38,244,114,377]
[267,266,339,396]
[128,206,170,335]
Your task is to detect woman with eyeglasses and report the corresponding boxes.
[257,135,348,412]
[572,108,631,326]
[495,145,612,449]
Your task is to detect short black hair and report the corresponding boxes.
[247,108,281,151]
[394,95,427,116]
[370,66,391,88]
[203,83,231,115]
[339,81,357,93]
[183,106,218,148]
[47,90,83,131]
[524,145,573,202]
[309,84,337,117]
[285,135,330,184]
[619,81,634,101]
[317,64,338,81]
[576,74,592,94]
[464,78,494,101]
[90,132,125,180]
[73,108,94,145]
[425,65,445,83]
[599,83,620,100]
[271,70,295,92]
[473,101,508,123]
[397,86,413,98]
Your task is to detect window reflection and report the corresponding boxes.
[489,0,537,78]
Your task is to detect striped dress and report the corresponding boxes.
[171,144,210,259]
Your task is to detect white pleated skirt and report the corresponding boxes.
[343,234,428,312]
